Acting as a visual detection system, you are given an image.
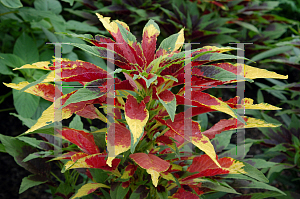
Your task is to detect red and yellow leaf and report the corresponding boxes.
[156,114,220,167]
[125,95,149,152]
[156,29,184,57]
[142,20,160,67]
[24,91,94,134]
[176,91,244,123]
[3,81,61,102]
[202,116,281,139]
[121,163,137,180]
[58,127,100,155]
[225,97,282,110]
[130,153,170,187]
[170,188,199,199]
[64,153,121,172]
[13,61,53,70]
[182,155,245,183]
[106,123,131,167]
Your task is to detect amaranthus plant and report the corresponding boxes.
[2,14,289,198]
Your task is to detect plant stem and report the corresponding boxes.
[0,108,15,112]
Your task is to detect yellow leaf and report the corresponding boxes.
[237,64,288,79]
[146,168,160,187]
[71,183,109,199]
[96,13,129,34]
[242,98,282,110]
[13,61,52,70]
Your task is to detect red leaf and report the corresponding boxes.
[59,127,100,154]
[170,188,199,199]
[130,153,170,172]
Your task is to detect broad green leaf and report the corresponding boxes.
[125,95,149,153]
[69,115,84,130]
[0,60,15,75]
[71,183,109,199]
[13,32,39,64]
[0,0,22,8]
[0,53,25,68]
[0,134,50,174]
[19,174,48,194]
[34,0,62,15]
[12,77,40,118]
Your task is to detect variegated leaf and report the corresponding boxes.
[130,153,170,187]
[203,116,281,139]
[106,123,131,167]
[125,95,149,153]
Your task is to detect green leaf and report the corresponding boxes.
[234,21,259,33]
[89,168,108,183]
[0,0,22,8]
[66,20,102,33]
[219,143,252,160]
[12,77,40,118]
[0,53,25,68]
[244,159,276,169]
[242,161,269,183]
[17,136,47,150]
[247,46,293,64]
[34,0,62,15]
[19,174,48,194]
[211,130,234,153]
[156,185,168,199]
[62,87,106,108]
[257,90,264,104]
[0,143,6,153]
[0,60,15,75]
[195,179,239,194]
[158,94,176,122]
[60,0,74,6]
[69,115,84,130]
[13,32,39,64]
[135,74,157,88]
[10,113,37,128]
[23,151,53,162]
[235,179,286,195]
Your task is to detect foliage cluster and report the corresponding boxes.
[0,0,299,198]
